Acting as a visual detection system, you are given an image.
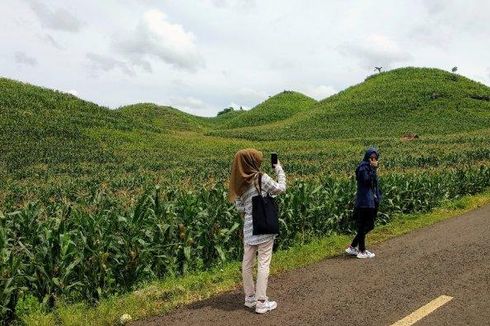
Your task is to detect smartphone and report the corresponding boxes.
[271,152,278,168]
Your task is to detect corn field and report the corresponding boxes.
[1,166,489,321]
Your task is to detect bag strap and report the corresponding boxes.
[254,172,263,195]
[258,172,263,193]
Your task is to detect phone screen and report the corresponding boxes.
[271,152,278,168]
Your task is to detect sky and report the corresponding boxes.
[1,0,489,117]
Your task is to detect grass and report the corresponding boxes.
[118,103,208,132]
[209,67,490,140]
[211,91,317,130]
[22,190,490,326]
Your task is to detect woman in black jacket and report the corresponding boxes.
[346,147,382,259]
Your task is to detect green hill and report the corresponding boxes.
[203,108,246,127]
[118,103,207,132]
[0,79,214,176]
[2,67,489,178]
[212,91,317,129]
[0,78,137,175]
[209,67,490,140]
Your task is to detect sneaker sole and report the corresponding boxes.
[356,255,375,259]
[244,302,256,308]
[255,303,277,314]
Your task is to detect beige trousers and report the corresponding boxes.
[242,239,274,300]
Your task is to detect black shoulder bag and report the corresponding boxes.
[252,173,280,235]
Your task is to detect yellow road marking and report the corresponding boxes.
[390,295,454,326]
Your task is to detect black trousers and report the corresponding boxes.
[351,208,377,252]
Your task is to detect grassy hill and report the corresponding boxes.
[2,67,489,180]
[118,103,208,132]
[211,91,317,129]
[0,79,209,177]
[202,108,246,127]
[0,78,135,175]
[209,68,490,140]
[5,67,488,147]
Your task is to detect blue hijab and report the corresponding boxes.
[355,147,382,208]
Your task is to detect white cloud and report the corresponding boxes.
[423,0,445,15]
[15,51,37,66]
[86,53,134,77]
[302,85,337,100]
[340,34,412,68]
[114,9,204,72]
[233,88,267,106]
[40,33,62,49]
[408,26,449,49]
[207,0,256,10]
[25,0,82,32]
[421,0,490,30]
[169,96,215,116]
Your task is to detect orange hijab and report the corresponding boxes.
[228,148,263,202]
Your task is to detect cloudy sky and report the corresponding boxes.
[1,0,489,116]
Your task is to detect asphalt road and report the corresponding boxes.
[133,204,490,326]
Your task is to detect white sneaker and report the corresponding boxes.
[244,295,256,308]
[357,250,375,259]
[345,246,359,256]
[255,299,277,314]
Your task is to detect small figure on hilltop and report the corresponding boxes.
[346,147,382,259]
[374,67,382,73]
[451,66,458,73]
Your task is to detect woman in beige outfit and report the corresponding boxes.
[228,148,286,314]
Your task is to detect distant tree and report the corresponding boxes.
[374,67,382,73]
[217,107,234,116]
[450,67,458,81]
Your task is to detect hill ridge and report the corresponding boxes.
[208,67,490,140]
[2,67,489,143]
